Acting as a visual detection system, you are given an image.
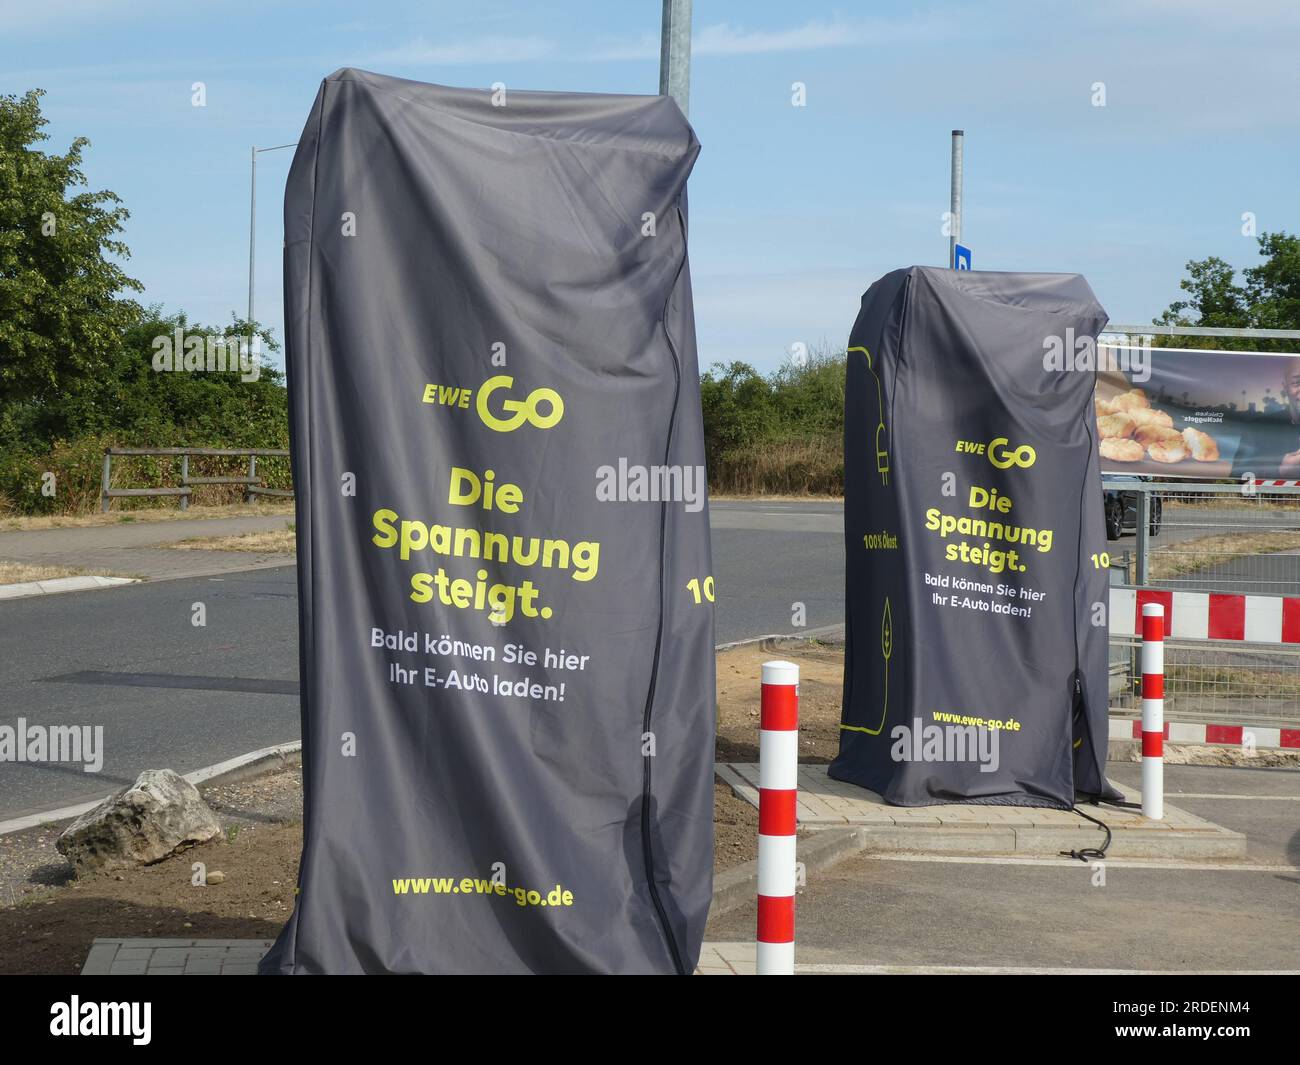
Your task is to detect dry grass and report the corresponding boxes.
[1163,496,1300,512]
[0,562,90,584]
[170,527,296,553]
[1165,662,1300,699]
[710,492,843,501]
[709,436,842,496]
[0,502,294,533]
[1148,530,1300,580]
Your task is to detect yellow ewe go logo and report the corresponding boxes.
[987,437,1036,470]
[476,375,564,433]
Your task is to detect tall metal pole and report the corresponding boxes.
[659,0,692,117]
[248,145,257,328]
[245,142,295,343]
[949,129,963,268]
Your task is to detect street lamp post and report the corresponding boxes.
[247,142,298,336]
[248,146,256,327]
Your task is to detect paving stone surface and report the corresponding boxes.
[81,938,276,975]
[715,762,1246,858]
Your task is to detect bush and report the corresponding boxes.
[700,347,845,496]
[0,436,294,517]
[0,308,291,516]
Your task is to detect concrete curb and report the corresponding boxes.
[184,740,301,788]
[710,825,869,919]
[715,624,846,652]
[1108,738,1300,765]
[0,575,138,601]
[717,762,1248,861]
[0,740,301,837]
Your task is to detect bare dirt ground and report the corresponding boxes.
[0,770,760,975]
[715,640,845,764]
[1,644,840,975]
[1112,742,1300,768]
[0,766,306,975]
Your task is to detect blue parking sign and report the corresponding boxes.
[954,243,972,270]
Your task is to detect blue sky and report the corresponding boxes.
[3,0,1297,373]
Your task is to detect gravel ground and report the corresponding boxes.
[0,641,851,973]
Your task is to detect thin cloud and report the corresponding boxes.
[0,0,150,33]
[368,35,554,66]
[694,17,940,55]
[588,33,660,62]
[589,16,947,61]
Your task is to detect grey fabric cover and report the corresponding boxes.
[262,69,713,974]
[831,267,1118,809]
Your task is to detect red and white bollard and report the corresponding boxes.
[757,660,798,975]
[1141,603,1164,820]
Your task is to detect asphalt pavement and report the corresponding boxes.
[0,500,844,819]
[5,503,1298,975]
[705,762,1300,972]
[0,567,301,818]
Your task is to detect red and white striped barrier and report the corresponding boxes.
[757,660,798,976]
[1252,479,1300,488]
[1110,587,1300,644]
[1110,718,1300,750]
[1141,603,1164,820]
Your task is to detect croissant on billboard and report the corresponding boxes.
[1094,346,1300,480]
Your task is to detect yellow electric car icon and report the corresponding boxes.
[848,346,889,485]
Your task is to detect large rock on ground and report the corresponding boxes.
[57,769,222,874]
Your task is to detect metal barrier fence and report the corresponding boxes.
[1109,634,1300,726]
[1105,479,1300,725]
[1111,481,1300,596]
[100,447,292,512]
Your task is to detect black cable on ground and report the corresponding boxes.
[1060,804,1113,862]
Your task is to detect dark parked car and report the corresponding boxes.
[1104,475,1161,541]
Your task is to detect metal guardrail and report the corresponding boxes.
[1102,323,1300,340]
[1109,634,1300,726]
[1103,479,1300,722]
[100,447,292,512]
[1103,480,1300,597]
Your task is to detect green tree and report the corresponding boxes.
[1244,231,1300,335]
[1155,231,1300,351]
[16,307,286,447]
[767,346,846,438]
[0,89,141,419]
[699,360,774,467]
